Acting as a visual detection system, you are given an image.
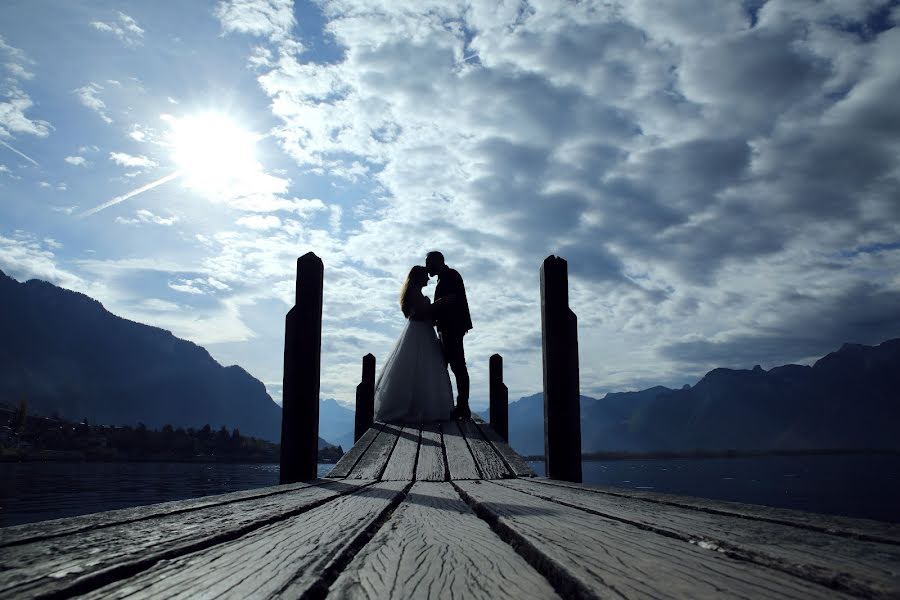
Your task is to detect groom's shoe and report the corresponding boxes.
[451,404,471,420]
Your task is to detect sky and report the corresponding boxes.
[1,0,899,411]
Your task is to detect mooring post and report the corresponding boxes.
[355,353,375,442]
[489,353,508,442]
[280,252,324,484]
[540,255,582,482]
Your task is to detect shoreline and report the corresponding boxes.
[523,447,900,462]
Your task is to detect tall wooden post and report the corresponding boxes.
[355,353,375,442]
[540,255,582,482]
[280,252,323,484]
[489,354,508,442]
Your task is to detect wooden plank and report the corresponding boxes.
[328,424,382,478]
[442,419,480,480]
[455,481,855,599]
[529,478,900,545]
[500,479,900,599]
[83,481,409,600]
[415,422,446,482]
[458,418,510,479]
[326,482,560,599]
[476,419,536,477]
[381,425,420,481]
[0,480,316,547]
[347,423,401,480]
[0,479,371,600]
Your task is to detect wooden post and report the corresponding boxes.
[280,252,324,484]
[355,353,375,442]
[489,354,508,442]
[540,255,582,482]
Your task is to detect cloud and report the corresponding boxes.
[211,0,900,402]
[90,12,145,47]
[0,232,85,291]
[73,83,112,124]
[236,214,281,230]
[114,209,179,226]
[0,38,51,141]
[214,0,296,41]
[64,155,87,166]
[108,151,157,169]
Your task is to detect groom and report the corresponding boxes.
[426,251,473,420]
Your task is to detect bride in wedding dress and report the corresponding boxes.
[374,265,454,423]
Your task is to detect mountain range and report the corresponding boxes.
[0,269,335,449]
[507,339,900,455]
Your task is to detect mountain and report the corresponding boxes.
[0,269,334,448]
[507,339,900,456]
[319,398,355,450]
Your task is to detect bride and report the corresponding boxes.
[374,265,454,423]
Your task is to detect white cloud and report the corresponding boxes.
[114,208,179,226]
[64,155,87,166]
[73,83,113,124]
[209,0,900,402]
[109,151,157,169]
[90,12,145,47]
[0,36,51,141]
[236,214,281,230]
[214,0,296,41]
[0,233,85,291]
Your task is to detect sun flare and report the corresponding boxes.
[169,112,258,194]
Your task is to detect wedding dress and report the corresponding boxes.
[374,297,453,423]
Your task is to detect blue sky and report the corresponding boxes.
[2,0,899,410]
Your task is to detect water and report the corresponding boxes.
[529,453,900,523]
[3,455,898,527]
[0,462,334,528]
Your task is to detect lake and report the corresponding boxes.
[530,453,900,523]
[1,454,898,527]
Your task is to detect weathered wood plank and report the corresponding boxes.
[529,478,900,545]
[381,425,420,481]
[475,418,536,477]
[455,481,855,599]
[501,479,900,599]
[458,418,510,479]
[326,482,560,599]
[347,423,401,480]
[415,422,446,482]
[328,424,382,478]
[83,481,409,600]
[0,480,315,547]
[442,419,480,480]
[0,479,371,600]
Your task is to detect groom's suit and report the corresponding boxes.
[434,265,472,409]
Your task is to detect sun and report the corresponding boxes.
[169,112,259,194]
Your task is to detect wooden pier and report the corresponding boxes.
[3,416,899,599]
[3,254,898,598]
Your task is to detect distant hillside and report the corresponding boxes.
[319,398,355,450]
[508,339,900,456]
[0,269,334,448]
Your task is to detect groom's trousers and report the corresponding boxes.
[440,330,469,407]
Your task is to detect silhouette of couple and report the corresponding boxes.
[374,251,473,423]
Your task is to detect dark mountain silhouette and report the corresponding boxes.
[0,269,335,448]
[508,339,900,456]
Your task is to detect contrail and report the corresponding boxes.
[0,139,39,166]
[79,170,182,217]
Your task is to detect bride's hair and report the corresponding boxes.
[400,265,428,318]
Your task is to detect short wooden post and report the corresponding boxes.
[280,252,324,484]
[540,255,582,482]
[489,354,508,441]
[355,353,375,442]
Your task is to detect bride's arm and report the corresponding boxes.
[408,294,435,321]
